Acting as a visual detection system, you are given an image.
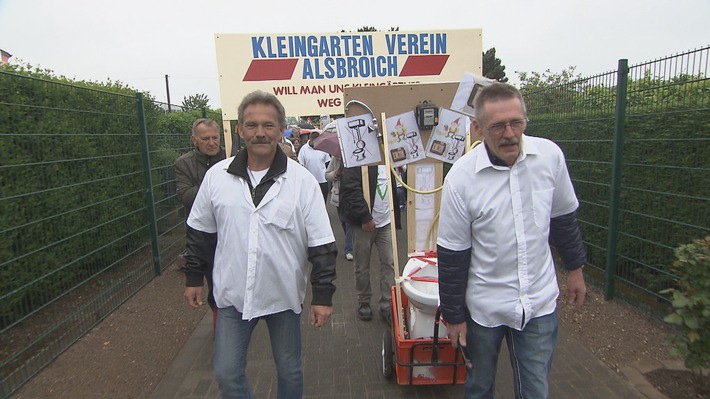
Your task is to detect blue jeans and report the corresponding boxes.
[463,311,559,399]
[335,207,353,255]
[214,307,303,399]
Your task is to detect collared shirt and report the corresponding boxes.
[437,135,579,330]
[187,156,335,320]
[298,143,330,183]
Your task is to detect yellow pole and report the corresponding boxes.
[380,112,405,340]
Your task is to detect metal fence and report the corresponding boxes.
[0,70,223,398]
[524,46,710,316]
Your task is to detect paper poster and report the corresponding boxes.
[450,72,495,117]
[413,163,437,251]
[424,109,471,164]
[385,111,425,168]
[337,113,382,167]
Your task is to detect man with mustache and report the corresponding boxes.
[183,90,337,399]
[437,83,587,399]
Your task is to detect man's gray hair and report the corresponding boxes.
[191,118,220,136]
[473,83,528,126]
[237,90,287,129]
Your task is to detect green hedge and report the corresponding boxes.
[0,67,204,330]
[525,73,710,305]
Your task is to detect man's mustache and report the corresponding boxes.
[251,138,272,145]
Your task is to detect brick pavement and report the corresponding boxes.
[150,206,647,399]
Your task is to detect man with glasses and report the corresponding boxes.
[183,91,337,399]
[175,118,226,315]
[437,83,587,399]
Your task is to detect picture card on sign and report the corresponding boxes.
[424,108,471,164]
[450,72,495,117]
[337,113,382,168]
[385,111,425,168]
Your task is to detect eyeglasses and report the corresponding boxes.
[486,119,527,135]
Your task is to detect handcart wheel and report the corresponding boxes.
[381,328,394,379]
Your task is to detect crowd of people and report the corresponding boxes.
[174,83,587,399]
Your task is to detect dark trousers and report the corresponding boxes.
[319,182,329,203]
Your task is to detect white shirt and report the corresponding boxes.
[371,165,391,228]
[437,135,579,330]
[297,143,330,183]
[188,156,335,320]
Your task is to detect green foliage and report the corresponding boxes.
[524,67,710,310]
[0,60,153,100]
[0,65,193,329]
[155,108,203,151]
[482,47,508,82]
[181,93,209,111]
[661,237,710,371]
[342,26,399,32]
[518,66,582,91]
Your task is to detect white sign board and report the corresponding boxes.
[215,29,482,119]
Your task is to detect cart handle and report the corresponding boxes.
[431,307,443,363]
[439,311,474,371]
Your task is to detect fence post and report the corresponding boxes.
[136,93,163,276]
[604,59,629,300]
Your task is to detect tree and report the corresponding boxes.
[516,66,581,91]
[343,26,399,32]
[482,48,508,82]
[181,93,209,111]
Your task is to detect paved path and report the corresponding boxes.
[150,206,647,399]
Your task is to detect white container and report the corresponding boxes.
[401,257,448,339]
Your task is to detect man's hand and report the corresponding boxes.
[184,286,204,308]
[310,305,333,328]
[447,322,467,348]
[566,268,586,309]
[362,219,376,232]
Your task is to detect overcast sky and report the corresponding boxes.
[1,0,708,110]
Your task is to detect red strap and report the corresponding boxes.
[411,256,438,266]
[410,277,438,283]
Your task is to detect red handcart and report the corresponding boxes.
[382,285,470,385]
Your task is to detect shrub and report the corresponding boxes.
[661,236,710,371]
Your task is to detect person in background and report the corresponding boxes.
[395,166,407,211]
[339,164,400,323]
[325,154,354,261]
[174,118,226,317]
[279,136,298,162]
[291,136,301,155]
[437,83,587,399]
[298,132,331,202]
[183,90,337,399]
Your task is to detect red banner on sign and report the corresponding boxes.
[399,55,450,77]
[243,59,298,81]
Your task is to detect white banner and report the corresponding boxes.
[215,29,482,119]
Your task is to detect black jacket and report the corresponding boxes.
[338,165,401,229]
[174,148,226,216]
